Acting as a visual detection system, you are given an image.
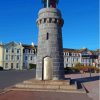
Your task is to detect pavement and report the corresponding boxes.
[84,80,99,100]
[0,90,92,100]
[65,73,100,100]
[0,71,99,100]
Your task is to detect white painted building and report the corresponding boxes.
[63,48,97,68]
[0,41,99,70]
[63,48,81,67]
[23,44,37,69]
[3,42,24,70]
[80,48,96,66]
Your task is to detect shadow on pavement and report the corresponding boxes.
[71,75,100,83]
[65,75,100,90]
[65,75,100,92]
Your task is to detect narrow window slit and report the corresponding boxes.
[46,33,49,40]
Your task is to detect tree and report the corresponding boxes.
[74,63,82,68]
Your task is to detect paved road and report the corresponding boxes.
[0,70,35,89]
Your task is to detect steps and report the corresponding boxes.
[15,83,76,90]
[23,79,70,85]
[9,79,86,93]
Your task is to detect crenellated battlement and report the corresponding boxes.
[37,18,64,27]
[36,8,64,27]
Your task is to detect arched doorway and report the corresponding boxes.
[43,57,53,80]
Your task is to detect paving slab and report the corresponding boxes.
[0,90,92,100]
[65,73,100,100]
[83,80,100,100]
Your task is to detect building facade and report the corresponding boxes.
[3,42,24,70]
[63,48,81,67]
[80,48,97,67]
[64,48,99,68]
[0,41,99,70]
[23,44,37,69]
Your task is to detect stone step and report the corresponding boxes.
[23,80,70,85]
[15,83,77,90]
[10,88,86,93]
[8,79,86,93]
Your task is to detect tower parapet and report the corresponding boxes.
[37,8,64,27]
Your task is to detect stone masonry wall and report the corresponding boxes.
[36,8,64,80]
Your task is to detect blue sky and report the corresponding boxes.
[0,0,99,50]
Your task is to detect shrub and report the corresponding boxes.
[74,63,82,68]
[71,67,80,73]
[64,63,100,74]
[29,64,36,69]
[88,66,100,73]
[74,64,100,73]
[74,63,83,72]
[64,67,79,74]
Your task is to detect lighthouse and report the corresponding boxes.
[36,0,64,80]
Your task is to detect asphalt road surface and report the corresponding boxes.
[0,70,35,89]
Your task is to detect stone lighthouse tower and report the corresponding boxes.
[36,0,64,80]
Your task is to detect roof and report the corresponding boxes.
[63,48,80,53]
[22,44,37,49]
[79,48,95,55]
[78,48,88,53]
[63,48,96,54]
